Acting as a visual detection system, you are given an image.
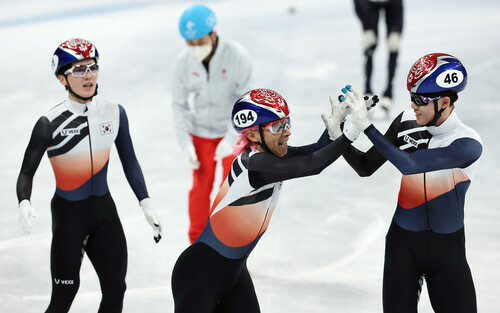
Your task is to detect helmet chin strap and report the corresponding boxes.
[66,78,98,102]
[258,125,273,154]
[425,101,446,127]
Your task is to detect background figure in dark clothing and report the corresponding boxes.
[353,0,403,113]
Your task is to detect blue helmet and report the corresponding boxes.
[179,5,217,40]
[51,38,99,76]
[407,53,467,95]
[232,89,290,133]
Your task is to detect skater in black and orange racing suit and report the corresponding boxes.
[171,88,375,312]
[16,38,162,313]
[339,53,481,312]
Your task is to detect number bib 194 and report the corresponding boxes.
[233,109,257,128]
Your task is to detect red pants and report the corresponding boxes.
[189,135,234,243]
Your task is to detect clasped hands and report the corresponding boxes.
[321,85,378,142]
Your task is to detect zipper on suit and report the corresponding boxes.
[423,172,430,230]
[85,109,94,195]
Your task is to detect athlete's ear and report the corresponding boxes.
[440,96,451,109]
[246,129,261,143]
[57,74,67,87]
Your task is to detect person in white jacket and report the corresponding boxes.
[172,4,253,243]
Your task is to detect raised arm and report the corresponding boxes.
[248,135,351,188]
[364,125,482,175]
[342,112,403,177]
[285,129,332,157]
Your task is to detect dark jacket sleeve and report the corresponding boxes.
[16,117,52,203]
[248,134,350,188]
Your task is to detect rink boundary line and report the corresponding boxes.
[0,1,156,29]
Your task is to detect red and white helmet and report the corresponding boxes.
[51,38,99,76]
[407,53,467,95]
[232,89,290,133]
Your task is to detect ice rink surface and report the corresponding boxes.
[1,0,499,312]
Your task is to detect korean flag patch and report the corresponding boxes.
[100,122,113,135]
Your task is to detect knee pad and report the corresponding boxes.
[387,31,401,52]
[363,30,377,51]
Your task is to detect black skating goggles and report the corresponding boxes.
[264,117,291,134]
[410,93,441,106]
[64,62,99,78]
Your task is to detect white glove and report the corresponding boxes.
[342,85,372,131]
[140,198,162,243]
[18,199,36,234]
[321,95,348,140]
[337,90,378,142]
[214,139,234,161]
[184,144,200,170]
[342,114,362,142]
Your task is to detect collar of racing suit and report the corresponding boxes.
[66,97,96,115]
[426,109,459,138]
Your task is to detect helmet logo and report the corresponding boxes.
[60,38,94,58]
[51,55,59,73]
[408,54,436,85]
[61,38,91,50]
[206,13,216,28]
[184,21,197,38]
[250,89,287,109]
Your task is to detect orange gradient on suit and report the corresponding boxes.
[398,169,470,209]
[210,180,276,247]
[398,173,425,209]
[50,149,110,190]
[210,202,275,247]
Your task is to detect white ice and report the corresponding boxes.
[1,0,499,312]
